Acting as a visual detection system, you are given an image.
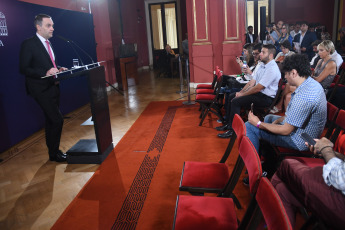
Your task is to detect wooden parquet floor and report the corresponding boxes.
[0,69,193,230]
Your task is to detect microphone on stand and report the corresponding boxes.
[56,35,123,95]
[56,35,85,66]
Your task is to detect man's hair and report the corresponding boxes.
[300,21,308,26]
[279,40,292,50]
[295,21,301,26]
[253,43,262,52]
[312,40,322,47]
[34,14,51,28]
[247,26,253,30]
[282,54,311,78]
[262,44,276,57]
[318,40,335,54]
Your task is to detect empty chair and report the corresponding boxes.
[173,136,263,230]
[196,71,224,126]
[196,66,221,89]
[179,114,246,196]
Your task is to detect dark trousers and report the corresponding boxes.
[226,92,273,128]
[33,84,63,157]
[271,159,345,229]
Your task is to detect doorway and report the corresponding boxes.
[149,2,179,68]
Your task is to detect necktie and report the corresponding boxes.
[45,40,57,68]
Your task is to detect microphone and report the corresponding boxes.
[57,35,95,64]
[56,35,85,66]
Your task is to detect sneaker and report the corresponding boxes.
[269,106,281,114]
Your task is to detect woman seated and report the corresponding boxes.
[235,43,255,70]
[275,40,294,63]
[270,40,337,114]
[271,23,293,53]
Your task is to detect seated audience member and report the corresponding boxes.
[289,22,301,38]
[312,40,337,90]
[288,24,294,34]
[310,40,322,68]
[339,27,345,54]
[293,21,317,61]
[216,44,281,138]
[321,31,331,41]
[258,24,274,45]
[246,54,327,153]
[271,137,345,229]
[331,48,344,72]
[235,43,255,68]
[219,43,258,122]
[275,40,294,63]
[273,40,337,114]
[159,44,178,77]
[271,23,293,53]
[270,20,283,42]
[245,26,257,44]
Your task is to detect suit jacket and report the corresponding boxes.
[293,31,317,61]
[245,33,257,44]
[19,35,57,97]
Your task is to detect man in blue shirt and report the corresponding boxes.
[246,54,327,153]
[217,44,281,138]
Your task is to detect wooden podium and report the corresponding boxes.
[55,65,113,164]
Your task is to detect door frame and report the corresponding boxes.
[145,0,179,68]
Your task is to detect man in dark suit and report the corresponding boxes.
[293,21,317,61]
[19,14,67,162]
[245,26,257,44]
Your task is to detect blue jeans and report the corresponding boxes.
[245,114,298,153]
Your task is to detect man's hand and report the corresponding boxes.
[301,47,306,52]
[306,137,333,155]
[59,67,68,72]
[46,67,59,76]
[248,111,260,126]
[243,66,252,75]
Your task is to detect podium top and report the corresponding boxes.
[41,61,105,79]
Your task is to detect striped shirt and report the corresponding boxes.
[323,157,345,195]
[284,77,327,150]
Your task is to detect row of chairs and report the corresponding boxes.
[172,114,292,229]
[195,66,285,126]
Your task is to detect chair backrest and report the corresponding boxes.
[219,114,246,163]
[331,109,345,152]
[239,136,262,194]
[324,102,339,138]
[255,177,293,230]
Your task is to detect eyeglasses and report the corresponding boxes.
[252,52,260,55]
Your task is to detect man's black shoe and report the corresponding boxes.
[217,129,234,138]
[49,150,67,162]
[215,124,230,131]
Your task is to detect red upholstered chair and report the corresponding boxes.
[246,177,293,230]
[179,115,246,202]
[328,70,345,102]
[196,71,224,126]
[196,66,221,89]
[173,137,263,230]
[273,102,339,158]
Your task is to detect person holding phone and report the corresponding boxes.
[246,54,327,154]
[271,137,345,229]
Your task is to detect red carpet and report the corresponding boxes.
[52,101,250,230]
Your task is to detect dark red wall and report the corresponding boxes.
[274,0,335,35]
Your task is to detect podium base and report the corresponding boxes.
[67,139,113,164]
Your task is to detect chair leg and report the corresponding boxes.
[230,193,242,209]
[199,108,210,126]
